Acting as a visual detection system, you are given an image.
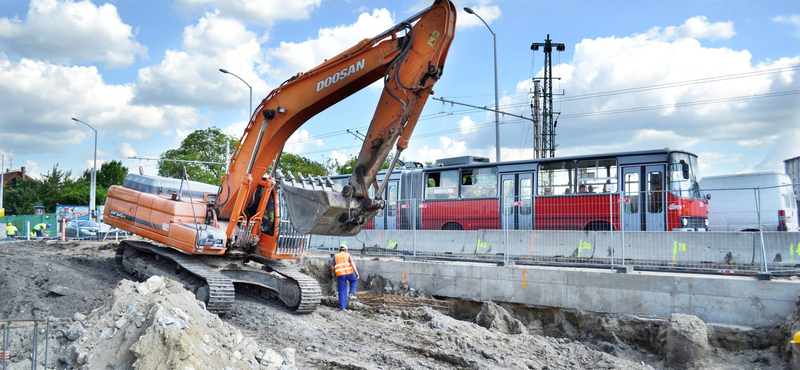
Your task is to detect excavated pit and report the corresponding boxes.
[0,241,795,370]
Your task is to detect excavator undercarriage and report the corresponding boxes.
[115,240,321,315]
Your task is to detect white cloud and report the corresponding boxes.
[773,14,800,36]
[284,129,324,154]
[646,16,735,41]
[264,9,395,80]
[175,0,322,25]
[0,57,198,155]
[119,130,152,140]
[117,143,137,158]
[736,135,779,148]
[697,152,743,176]
[223,120,248,137]
[135,12,268,108]
[0,0,146,68]
[407,136,471,164]
[23,159,40,178]
[457,116,477,134]
[457,4,501,30]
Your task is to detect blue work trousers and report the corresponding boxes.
[337,273,358,309]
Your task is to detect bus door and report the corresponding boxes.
[644,165,665,231]
[372,180,399,230]
[621,165,665,231]
[500,172,534,230]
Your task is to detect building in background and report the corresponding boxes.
[2,166,33,187]
[785,156,800,223]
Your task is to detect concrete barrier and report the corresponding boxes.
[353,257,800,327]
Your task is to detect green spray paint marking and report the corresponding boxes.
[387,240,397,249]
[791,243,800,263]
[475,238,488,253]
[673,241,687,262]
[577,238,592,258]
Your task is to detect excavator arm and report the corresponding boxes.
[218,0,457,236]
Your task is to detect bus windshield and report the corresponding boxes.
[668,152,701,198]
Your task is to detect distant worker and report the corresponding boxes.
[331,243,360,310]
[564,188,573,195]
[578,184,587,194]
[33,223,51,237]
[6,223,18,237]
[588,185,596,193]
[791,331,800,351]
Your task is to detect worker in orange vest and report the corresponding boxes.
[331,243,360,310]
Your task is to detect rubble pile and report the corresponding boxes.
[476,301,528,335]
[58,276,296,370]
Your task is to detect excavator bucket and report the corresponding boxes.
[277,171,378,236]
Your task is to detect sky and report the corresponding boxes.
[0,0,798,180]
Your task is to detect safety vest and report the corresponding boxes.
[333,252,354,277]
[6,225,16,236]
[33,223,46,231]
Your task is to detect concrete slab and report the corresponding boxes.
[352,257,800,327]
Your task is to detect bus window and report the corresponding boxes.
[538,161,575,196]
[461,167,497,198]
[388,184,398,217]
[425,170,459,199]
[503,179,514,215]
[647,171,663,213]
[520,177,532,215]
[577,159,617,194]
[668,152,700,198]
[624,172,639,214]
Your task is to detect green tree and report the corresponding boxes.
[83,160,128,189]
[331,156,391,175]
[276,152,326,178]
[2,178,41,215]
[158,127,237,185]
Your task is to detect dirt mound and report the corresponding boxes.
[362,273,432,298]
[59,276,293,369]
[476,301,528,335]
[299,255,336,296]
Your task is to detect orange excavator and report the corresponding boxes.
[103,0,456,314]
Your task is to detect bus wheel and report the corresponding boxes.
[442,222,463,231]
[585,222,612,231]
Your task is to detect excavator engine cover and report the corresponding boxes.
[278,173,380,236]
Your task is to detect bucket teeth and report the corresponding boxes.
[325,176,334,187]
[316,176,323,186]
[276,169,285,180]
[286,171,295,182]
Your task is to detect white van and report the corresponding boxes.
[700,172,798,232]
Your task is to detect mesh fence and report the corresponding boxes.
[309,185,800,276]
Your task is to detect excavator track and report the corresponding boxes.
[115,240,321,314]
[115,241,236,314]
[257,257,322,314]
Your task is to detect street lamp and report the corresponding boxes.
[464,7,501,162]
[0,153,4,213]
[219,68,253,123]
[71,118,97,222]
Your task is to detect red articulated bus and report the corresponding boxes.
[330,148,709,232]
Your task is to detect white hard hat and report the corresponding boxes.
[339,243,347,250]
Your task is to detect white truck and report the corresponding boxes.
[700,172,798,232]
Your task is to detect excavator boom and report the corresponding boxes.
[220,0,456,235]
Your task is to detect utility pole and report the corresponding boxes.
[531,34,565,158]
[532,80,541,159]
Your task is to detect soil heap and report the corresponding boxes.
[59,276,295,370]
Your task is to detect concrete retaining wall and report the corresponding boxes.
[311,230,800,269]
[353,257,800,327]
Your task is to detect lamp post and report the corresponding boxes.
[219,69,253,122]
[71,118,97,222]
[464,7,501,162]
[1,153,4,213]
